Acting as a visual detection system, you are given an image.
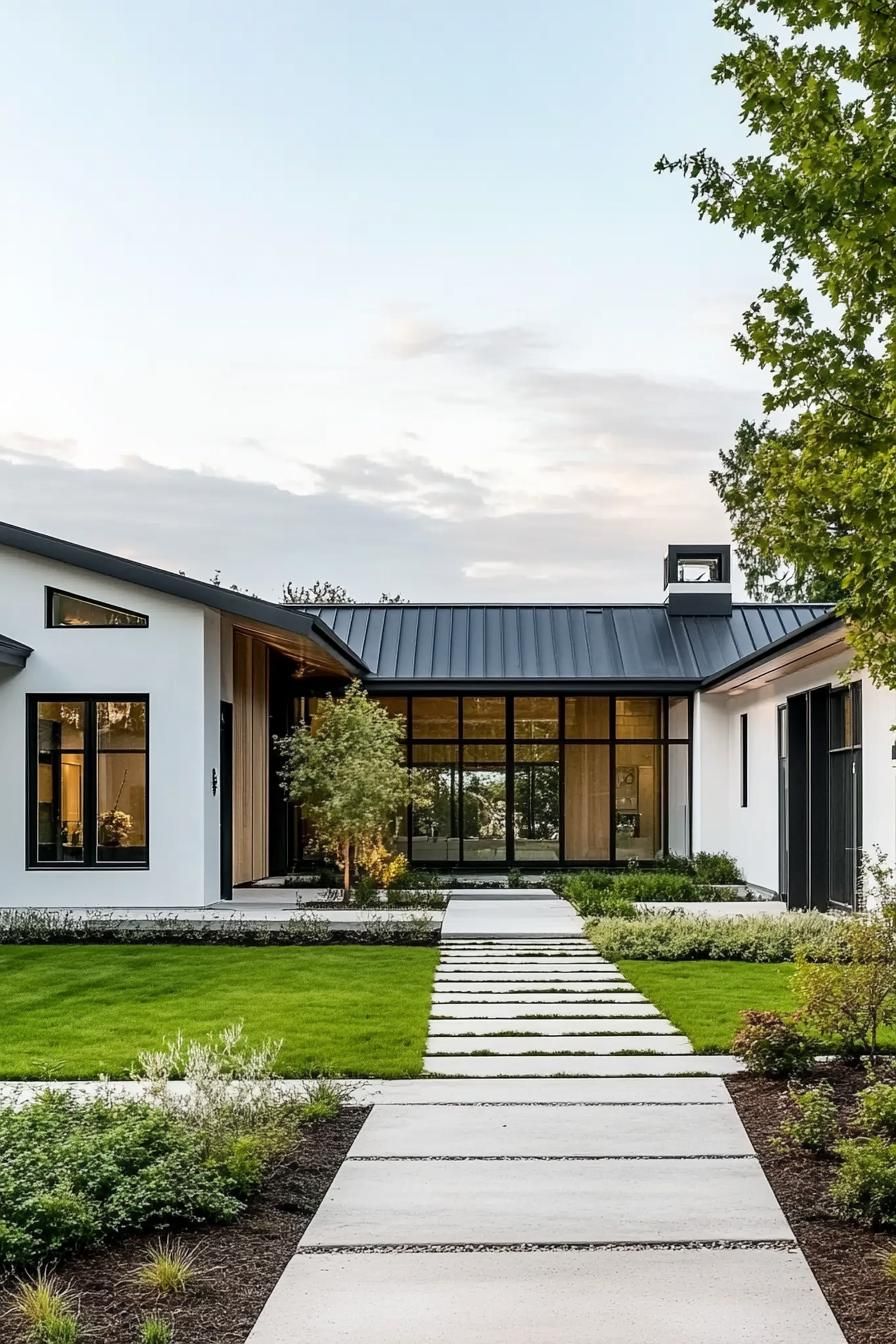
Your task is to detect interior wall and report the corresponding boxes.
[232,631,269,884]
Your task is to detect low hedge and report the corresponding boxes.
[0,909,439,947]
[586,911,836,963]
[556,866,749,916]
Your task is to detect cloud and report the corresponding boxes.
[309,451,486,519]
[383,313,548,367]
[0,313,752,601]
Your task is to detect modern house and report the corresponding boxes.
[0,520,891,912]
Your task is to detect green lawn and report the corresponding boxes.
[620,958,896,1053]
[0,945,439,1080]
[619,960,795,1052]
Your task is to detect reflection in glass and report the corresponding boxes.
[412,697,458,739]
[615,698,660,739]
[97,753,147,858]
[463,696,505,739]
[615,743,661,860]
[96,701,146,750]
[36,701,86,862]
[514,761,560,861]
[38,701,85,751]
[462,768,506,862]
[50,590,148,628]
[564,697,609,739]
[514,697,559,740]
[412,764,460,862]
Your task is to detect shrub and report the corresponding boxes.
[0,1092,244,1266]
[856,1081,896,1140]
[830,1137,896,1227]
[134,1238,200,1294]
[692,851,743,885]
[612,872,704,903]
[138,1316,174,1344]
[563,876,636,920]
[731,1010,814,1078]
[586,911,835,962]
[793,916,896,1060]
[775,1082,840,1152]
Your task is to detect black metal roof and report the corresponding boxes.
[0,521,366,674]
[0,633,32,669]
[297,602,834,685]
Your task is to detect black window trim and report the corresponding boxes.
[45,586,150,629]
[26,693,150,870]
[740,712,748,808]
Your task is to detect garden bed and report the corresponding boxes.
[728,1066,896,1344]
[2,1106,368,1344]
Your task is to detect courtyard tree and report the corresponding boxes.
[275,681,420,892]
[657,0,896,683]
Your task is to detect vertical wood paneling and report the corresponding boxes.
[232,632,269,884]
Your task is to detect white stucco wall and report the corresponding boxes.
[694,654,896,896]
[0,546,221,907]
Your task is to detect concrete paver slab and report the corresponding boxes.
[427,1017,677,1035]
[430,1002,661,1018]
[433,981,628,994]
[441,898,583,940]
[300,1156,791,1246]
[423,1055,740,1076]
[245,1249,846,1344]
[431,992,648,1005]
[349,1076,732,1104]
[349,1103,754,1157]
[435,973,623,983]
[425,1034,691,1055]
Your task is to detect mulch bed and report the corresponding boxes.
[728,1066,896,1344]
[3,1107,368,1344]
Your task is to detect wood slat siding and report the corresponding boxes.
[232,632,269,885]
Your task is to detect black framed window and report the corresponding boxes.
[740,713,748,807]
[29,696,149,867]
[47,588,148,628]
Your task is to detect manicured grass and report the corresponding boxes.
[618,960,795,1052]
[0,945,439,1079]
[620,958,896,1053]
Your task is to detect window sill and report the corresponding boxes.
[27,863,150,872]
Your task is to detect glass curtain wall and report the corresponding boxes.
[355,692,691,866]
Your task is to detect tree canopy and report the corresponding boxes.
[658,0,896,683]
[275,681,418,890]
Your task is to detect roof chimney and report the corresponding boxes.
[664,544,732,616]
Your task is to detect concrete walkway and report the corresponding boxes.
[246,902,846,1344]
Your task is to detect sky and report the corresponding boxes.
[0,0,772,603]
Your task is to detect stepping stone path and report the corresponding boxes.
[248,894,846,1344]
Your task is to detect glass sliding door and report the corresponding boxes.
[513,744,560,862]
[564,744,611,861]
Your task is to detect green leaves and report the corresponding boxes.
[659,0,896,683]
[276,681,418,886]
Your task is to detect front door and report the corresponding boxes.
[219,701,233,899]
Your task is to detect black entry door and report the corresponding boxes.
[219,701,233,900]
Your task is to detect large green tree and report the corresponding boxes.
[658,0,896,682]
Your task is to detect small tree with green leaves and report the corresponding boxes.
[276,681,419,892]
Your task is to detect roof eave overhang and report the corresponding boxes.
[0,635,33,669]
[701,611,845,693]
[0,520,366,676]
